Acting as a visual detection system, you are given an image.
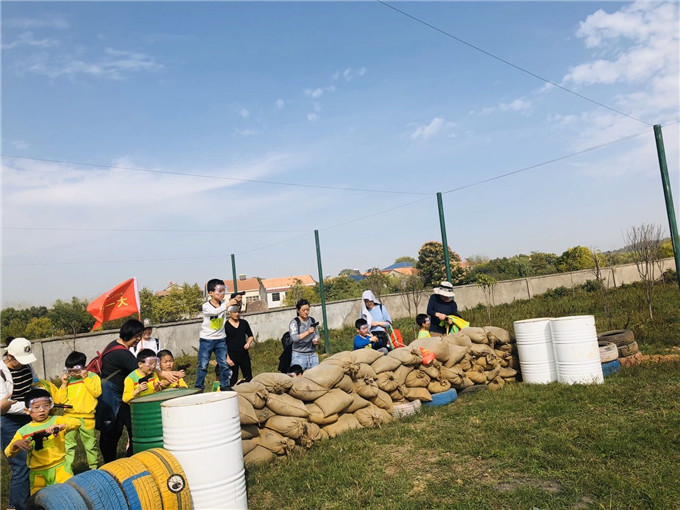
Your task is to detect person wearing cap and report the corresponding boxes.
[427,281,463,337]
[1,337,38,510]
[130,318,161,357]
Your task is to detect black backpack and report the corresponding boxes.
[278,317,313,373]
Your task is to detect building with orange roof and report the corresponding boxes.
[260,275,316,309]
[222,276,266,311]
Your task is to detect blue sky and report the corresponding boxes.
[2,1,678,307]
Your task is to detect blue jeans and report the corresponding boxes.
[2,413,31,510]
[291,351,319,371]
[195,338,230,390]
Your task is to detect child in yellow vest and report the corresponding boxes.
[122,349,162,403]
[416,314,432,338]
[4,389,80,495]
[55,351,101,471]
[157,350,188,389]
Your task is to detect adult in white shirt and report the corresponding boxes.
[130,318,161,357]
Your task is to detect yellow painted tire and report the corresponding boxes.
[100,457,163,510]
[133,449,192,510]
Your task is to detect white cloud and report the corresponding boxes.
[234,128,258,136]
[337,67,367,81]
[275,98,285,109]
[2,31,59,50]
[10,140,30,150]
[411,117,445,140]
[499,99,532,112]
[239,108,250,118]
[303,85,335,99]
[4,17,69,30]
[307,113,319,122]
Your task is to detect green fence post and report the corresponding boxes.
[437,192,452,282]
[231,254,238,293]
[314,230,330,355]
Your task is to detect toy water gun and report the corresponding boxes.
[26,429,60,451]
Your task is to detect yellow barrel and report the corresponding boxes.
[132,448,192,510]
[100,457,162,510]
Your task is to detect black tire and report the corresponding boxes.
[618,340,639,357]
[598,329,634,346]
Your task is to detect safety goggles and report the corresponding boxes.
[143,357,159,367]
[64,365,83,373]
[28,397,54,412]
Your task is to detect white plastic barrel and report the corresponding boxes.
[161,392,247,510]
[513,318,557,384]
[550,315,603,385]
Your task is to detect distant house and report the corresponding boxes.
[260,275,316,309]
[378,261,419,279]
[222,276,266,311]
[155,281,181,298]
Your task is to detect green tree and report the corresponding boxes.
[416,241,465,287]
[139,287,157,322]
[49,297,95,337]
[319,276,360,302]
[555,246,596,272]
[660,238,675,258]
[338,268,360,277]
[154,283,204,323]
[529,251,558,275]
[360,270,401,302]
[4,318,27,339]
[283,279,319,307]
[24,317,54,339]
[394,256,417,265]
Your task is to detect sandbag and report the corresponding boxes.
[393,365,414,386]
[371,355,402,374]
[321,413,362,439]
[234,382,269,409]
[370,389,394,413]
[458,355,473,372]
[353,377,379,400]
[305,403,339,425]
[452,376,474,390]
[241,424,260,440]
[266,393,310,418]
[466,369,487,385]
[499,367,517,378]
[326,351,357,363]
[375,372,399,393]
[387,347,423,366]
[409,338,450,363]
[242,438,259,456]
[289,377,330,402]
[484,326,512,345]
[427,378,451,394]
[440,365,462,384]
[346,392,371,413]
[389,384,408,402]
[238,395,259,426]
[405,370,430,388]
[355,363,378,380]
[324,359,360,379]
[488,376,505,390]
[353,348,384,364]
[299,422,325,448]
[265,416,306,439]
[259,429,295,456]
[301,364,345,389]
[252,372,294,394]
[244,445,275,467]
[254,406,274,425]
[442,333,472,347]
[354,404,388,428]
[333,374,355,393]
[406,387,432,402]
[460,327,488,344]
[314,388,354,417]
[419,361,441,379]
[378,408,394,424]
[445,345,469,367]
[485,365,501,381]
[469,344,495,357]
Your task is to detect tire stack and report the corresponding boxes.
[598,329,642,369]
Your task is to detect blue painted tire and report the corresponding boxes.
[424,388,458,407]
[602,359,621,377]
[66,469,128,510]
[27,482,89,510]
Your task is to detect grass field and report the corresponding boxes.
[2,280,678,508]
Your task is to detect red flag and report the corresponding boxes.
[87,278,140,331]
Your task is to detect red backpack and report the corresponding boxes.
[85,343,128,375]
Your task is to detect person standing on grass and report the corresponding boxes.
[427,281,462,337]
[289,299,320,370]
[225,301,255,387]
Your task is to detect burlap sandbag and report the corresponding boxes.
[453,376,474,390]
[241,424,260,440]
[288,377,330,402]
[244,445,275,467]
[252,372,294,394]
[238,395,259,426]
[324,359,360,379]
[388,384,408,402]
[466,369,487,385]
[305,403,339,425]
[355,363,378,380]
[333,374,355,393]
[242,437,259,456]
[353,348,383,364]
[507,356,520,369]
[419,361,441,379]
[321,413,362,439]
[370,389,394,413]
[469,343,495,357]
[440,365,461,384]
[254,406,274,425]
[459,355,473,372]
[314,388,354,417]
[354,404,387,428]
[266,393,310,418]
[375,372,399,393]
[259,429,295,456]
[485,365,501,381]
[346,392,371,413]
[378,408,394,424]
[474,357,487,369]
[442,333,472,347]
[405,387,432,402]
[483,355,501,371]
[494,349,511,360]
[500,367,517,378]
[387,347,423,366]
[405,370,430,388]
[371,355,402,374]
[393,364,414,386]
[483,326,512,345]
[488,375,506,390]
[460,327,488,344]
[428,378,451,394]
[353,377,379,399]
[444,345,469,367]
[301,364,345,389]
[326,351,357,363]
[409,338,450,363]
[265,416,306,439]
[234,382,269,409]
[299,422,325,448]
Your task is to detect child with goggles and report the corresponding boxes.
[122,349,162,403]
